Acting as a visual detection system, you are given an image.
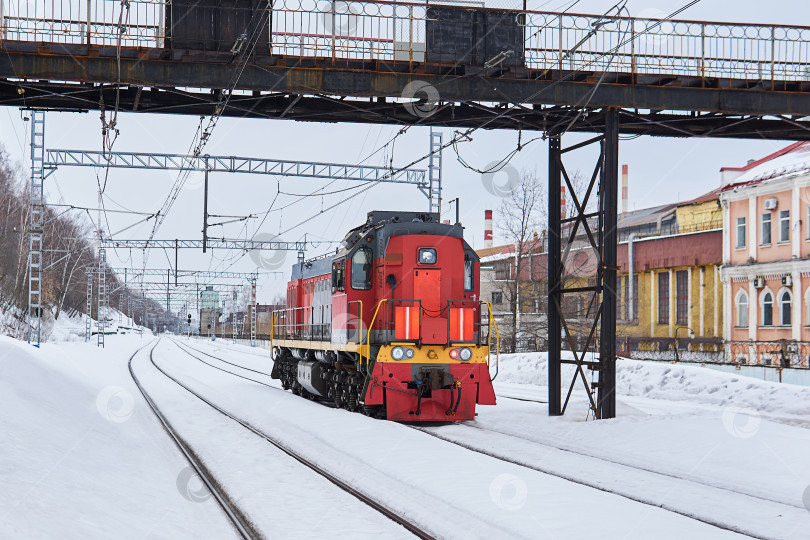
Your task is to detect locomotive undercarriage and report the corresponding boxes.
[272,347,384,418]
[272,345,477,419]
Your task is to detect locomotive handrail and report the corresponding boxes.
[482,301,500,381]
[364,298,389,366]
[270,311,276,350]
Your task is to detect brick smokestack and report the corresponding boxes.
[560,185,566,219]
[622,164,629,213]
[484,210,493,248]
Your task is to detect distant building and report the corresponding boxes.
[719,142,810,368]
[199,286,221,333]
[616,191,724,356]
[256,303,284,335]
[477,189,724,356]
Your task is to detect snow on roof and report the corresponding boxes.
[479,251,515,263]
[721,141,810,190]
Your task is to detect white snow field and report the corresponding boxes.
[2,335,809,539]
[0,335,236,539]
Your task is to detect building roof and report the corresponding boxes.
[721,141,810,190]
[616,203,676,229]
[479,186,720,257]
[679,187,722,206]
[476,244,514,260]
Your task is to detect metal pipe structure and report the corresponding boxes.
[547,136,562,416]
[627,233,638,322]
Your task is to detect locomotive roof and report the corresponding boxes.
[290,254,333,280]
[336,210,478,261]
[290,211,480,281]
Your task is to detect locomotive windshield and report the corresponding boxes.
[351,247,373,290]
[418,248,437,265]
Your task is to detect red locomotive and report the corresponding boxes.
[270,211,498,421]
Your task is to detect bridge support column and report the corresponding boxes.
[547,107,619,420]
[547,136,562,416]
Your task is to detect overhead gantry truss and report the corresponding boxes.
[100,238,307,251]
[107,268,275,280]
[44,149,427,187]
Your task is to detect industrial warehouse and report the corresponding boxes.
[0,1,808,539]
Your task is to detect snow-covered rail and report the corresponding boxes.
[127,342,259,540]
[183,340,807,540]
[146,339,436,540]
[409,421,805,540]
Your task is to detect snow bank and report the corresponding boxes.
[0,335,235,539]
[47,309,148,343]
[496,351,810,417]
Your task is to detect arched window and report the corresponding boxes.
[780,290,792,326]
[762,291,773,327]
[736,290,748,327]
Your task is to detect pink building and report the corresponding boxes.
[720,142,810,367]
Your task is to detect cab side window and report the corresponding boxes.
[464,254,474,292]
[351,247,373,290]
[332,260,345,293]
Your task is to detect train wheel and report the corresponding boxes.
[347,386,359,412]
[362,405,381,418]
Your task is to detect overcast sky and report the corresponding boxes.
[0,0,805,304]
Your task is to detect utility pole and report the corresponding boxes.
[202,155,209,253]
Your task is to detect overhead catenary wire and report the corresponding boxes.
[372,0,705,185]
[106,0,699,287]
[144,3,273,253]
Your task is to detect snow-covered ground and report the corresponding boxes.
[2,336,809,539]
[47,309,147,343]
[0,335,235,539]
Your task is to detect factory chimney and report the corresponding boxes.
[622,164,629,213]
[484,210,493,248]
[561,185,567,219]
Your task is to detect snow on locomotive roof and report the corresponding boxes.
[364,210,440,226]
[291,254,333,281]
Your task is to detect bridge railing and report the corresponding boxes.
[2,1,809,83]
[0,0,165,47]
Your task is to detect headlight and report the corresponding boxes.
[418,248,437,265]
[450,347,472,361]
[391,346,414,360]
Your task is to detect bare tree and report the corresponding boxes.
[494,171,544,353]
[489,168,598,353]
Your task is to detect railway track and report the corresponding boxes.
[128,341,259,540]
[149,338,436,540]
[405,424,786,540]
[179,339,797,540]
